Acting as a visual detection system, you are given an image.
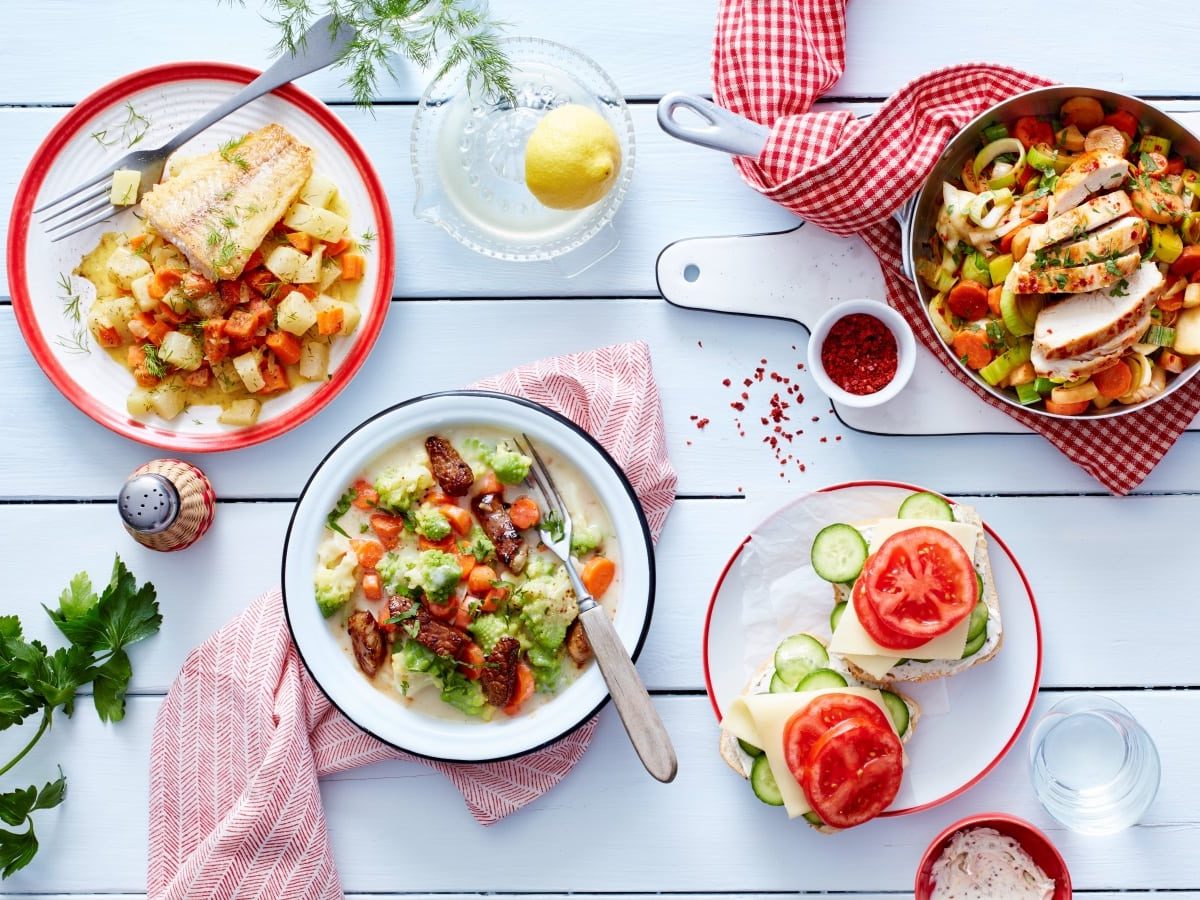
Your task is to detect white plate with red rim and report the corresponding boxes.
[7,62,394,452]
[703,480,1042,817]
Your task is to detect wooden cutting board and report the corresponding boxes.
[656,224,1200,434]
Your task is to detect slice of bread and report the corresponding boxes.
[717,635,921,834]
[831,503,1003,687]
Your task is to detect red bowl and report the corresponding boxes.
[915,813,1071,899]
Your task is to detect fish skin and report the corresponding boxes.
[141,124,313,281]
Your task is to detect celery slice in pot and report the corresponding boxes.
[1000,289,1038,337]
[988,253,1014,285]
[982,123,1009,143]
[1140,134,1172,156]
[1142,324,1177,347]
[928,294,958,343]
[961,252,992,286]
[979,340,1032,386]
[1015,382,1042,405]
[1033,376,1057,394]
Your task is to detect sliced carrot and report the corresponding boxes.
[244,248,264,271]
[459,642,485,680]
[339,252,365,281]
[452,606,473,631]
[1159,292,1185,312]
[128,233,152,251]
[946,280,990,320]
[1044,398,1091,415]
[951,329,995,371]
[352,479,379,509]
[1093,360,1134,399]
[350,539,385,570]
[148,268,183,300]
[265,330,302,366]
[316,306,344,336]
[370,513,405,549]
[1102,110,1139,140]
[361,572,382,601]
[156,302,184,325]
[441,504,472,536]
[244,268,277,296]
[324,236,351,256]
[418,533,456,552]
[286,231,314,253]
[504,662,535,716]
[457,554,477,578]
[425,593,458,622]
[289,282,317,301]
[475,471,502,495]
[203,319,230,363]
[508,496,540,530]
[986,284,1004,317]
[1169,246,1200,277]
[145,317,170,346]
[248,299,274,330]
[999,221,1030,254]
[424,488,450,506]
[480,587,506,614]
[580,557,616,598]
[468,565,498,597]
[184,366,212,389]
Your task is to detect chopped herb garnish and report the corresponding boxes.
[542,510,566,542]
[1110,279,1130,297]
[142,343,167,379]
[326,488,356,538]
[218,134,250,171]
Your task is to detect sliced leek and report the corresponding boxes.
[917,258,956,293]
[927,294,957,343]
[968,188,1014,228]
[1151,224,1184,264]
[1139,135,1172,156]
[1027,143,1058,174]
[979,340,1032,386]
[973,137,1027,191]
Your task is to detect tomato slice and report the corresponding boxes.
[801,716,904,829]
[856,526,977,648]
[783,693,893,783]
[852,577,928,650]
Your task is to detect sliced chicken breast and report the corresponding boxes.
[1032,306,1153,381]
[1027,191,1133,254]
[1032,261,1163,361]
[1014,248,1139,295]
[1053,217,1147,266]
[1049,151,1130,219]
[141,124,313,281]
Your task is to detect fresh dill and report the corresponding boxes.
[90,103,151,148]
[218,134,250,171]
[358,228,377,253]
[142,343,167,379]
[54,275,90,355]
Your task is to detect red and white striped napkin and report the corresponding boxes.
[713,0,1200,494]
[147,341,676,899]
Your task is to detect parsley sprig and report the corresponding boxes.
[0,557,161,878]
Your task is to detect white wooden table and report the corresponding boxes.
[2,1,1198,897]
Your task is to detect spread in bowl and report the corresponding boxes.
[930,826,1056,900]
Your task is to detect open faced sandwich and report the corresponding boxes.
[720,632,919,832]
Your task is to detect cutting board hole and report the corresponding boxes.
[683,264,700,282]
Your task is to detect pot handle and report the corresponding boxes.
[893,196,917,281]
[657,92,769,158]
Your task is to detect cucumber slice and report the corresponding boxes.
[750,754,784,806]
[976,571,984,601]
[830,601,847,633]
[810,523,868,583]
[961,629,988,659]
[880,691,911,735]
[898,491,954,522]
[769,672,791,693]
[797,668,849,691]
[774,634,829,687]
[967,601,989,642]
[802,811,824,826]
[738,738,764,758]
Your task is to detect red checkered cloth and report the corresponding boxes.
[714,0,1200,494]
[146,341,676,899]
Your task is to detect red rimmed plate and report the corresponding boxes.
[703,480,1042,817]
[7,63,394,451]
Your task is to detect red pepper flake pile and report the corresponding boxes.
[819,313,898,396]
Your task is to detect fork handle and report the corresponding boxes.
[578,604,678,783]
[163,14,356,154]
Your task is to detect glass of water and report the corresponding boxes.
[1028,695,1160,835]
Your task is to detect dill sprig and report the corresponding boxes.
[90,103,151,148]
[142,343,168,379]
[222,0,513,108]
[54,275,90,355]
[219,134,250,171]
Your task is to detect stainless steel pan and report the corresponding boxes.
[658,88,1200,419]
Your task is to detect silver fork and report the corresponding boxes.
[514,434,678,783]
[35,14,354,242]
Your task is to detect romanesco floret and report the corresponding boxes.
[570,522,604,556]
[407,549,461,603]
[412,504,451,541]
[461,525,495,562]
[376,551,414,597]
[490,442,533,485]
[373,460,433,512]
[513,566,577,649]
[468,614,510,652]
[441,669,489,718]
[527,643,563,692]
[314,534,358,617]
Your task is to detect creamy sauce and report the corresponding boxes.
[931,827,1055,900]
[327,425,620,723]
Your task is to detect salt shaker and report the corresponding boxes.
[118,459,216,552]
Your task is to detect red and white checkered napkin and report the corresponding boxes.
[714,0,1200,494]
[147,341,676,900]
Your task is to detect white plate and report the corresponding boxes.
[281,391,655,762]
[8,63,393,451]
[703,480,1042,816]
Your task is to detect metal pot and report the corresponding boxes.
[658,88,1200,420]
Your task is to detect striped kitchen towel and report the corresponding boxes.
[147,341,676,899]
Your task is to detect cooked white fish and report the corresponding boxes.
[140,123,313,281]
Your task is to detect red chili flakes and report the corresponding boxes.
[819,313,898,395]
[722,378,731,387]
[695,417,710,429]
[731,401,745,411]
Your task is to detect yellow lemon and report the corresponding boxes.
[524,104,622,210]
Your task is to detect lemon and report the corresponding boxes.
[524,104,622,210]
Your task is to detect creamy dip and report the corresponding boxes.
[930,827,1055,900]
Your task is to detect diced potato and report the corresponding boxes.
[1174,307,1200,355]
[107,246,152,289]
[151,245,187,270]
[213,359,242,394]
[109,169,141,206]
[159,331,203,371]
[218,398,262,426]
[126,386,156,416]
[314,295,360,336]
[131,274,156,310]
[89,296,137,341]
[299,173,338,209]
[232,350,265,393]
[1185,282,1200,310]
[150,378,187,420]
[294,244,324,284]
[319,259,342,291]
[298,339,330,381]
[276,290,317,336]
[264,244,309,283]
[160,286,190,315]
[283,203,348,242]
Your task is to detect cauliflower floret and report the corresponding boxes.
[373,459,434,512]
[513,565,577,649]
[412,504,451,541]
[314,533,358,617]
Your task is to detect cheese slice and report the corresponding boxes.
[725,687,896,819]
[828,518,980,676]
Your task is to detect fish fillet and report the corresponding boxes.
[141,123,313,281]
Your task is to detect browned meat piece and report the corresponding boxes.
[471,492,528,573]
[387,593,468,658]
[565,619,592,665]
[347,610,388,678]
[480,637,520,707]
[425,436,474,497]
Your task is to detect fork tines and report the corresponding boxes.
[35,171,115,242]
[513,434,569,532]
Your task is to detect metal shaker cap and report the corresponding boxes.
[118,473,180,534]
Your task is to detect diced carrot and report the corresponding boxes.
[182,272,216,298]
[946,280,990,320]
[339,252,365,281]
[204,319,230,363]
[459,642,485,680]
[224,309,259,340]
[468,565,498,597]
[145,317,170,346]
[361,572,382,601]
[257,354,290,394]
[350,539,386,570]
[286,231,314,253]
[127,345,159,387]
[1012,117,1055,150]
[219,280,245,309]
[127,344,147,367]
[316,306,344,336]
[265,330,302,365]
[425,593,458,622]
[244,268,277,296]
[148,268,183,300]
[441,504,472,536]
[156,302,184,325]
[244,248,264,271]
[475,472,502,495]
[504,662,535,715]
[184,366,212,389]
[1169,246,1200,277]
[480,587,506,614]
[987,284,1004,317]
[1044,398,1091,415]
[289,283,317,301]
[323,236,351,256]
[370,513,405,549]
[128,233,152,251]
[1093,360,1134,399]
[452,606,473,631]
[951,329,995,370]
[1102,110,1139,140]
[95,323,122,348]
[352,479,379,509]
[424,488,450,505]
[457,554,477,578]
[580,557,616,599]
[248,298,274,330]
[418,534,456,552]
